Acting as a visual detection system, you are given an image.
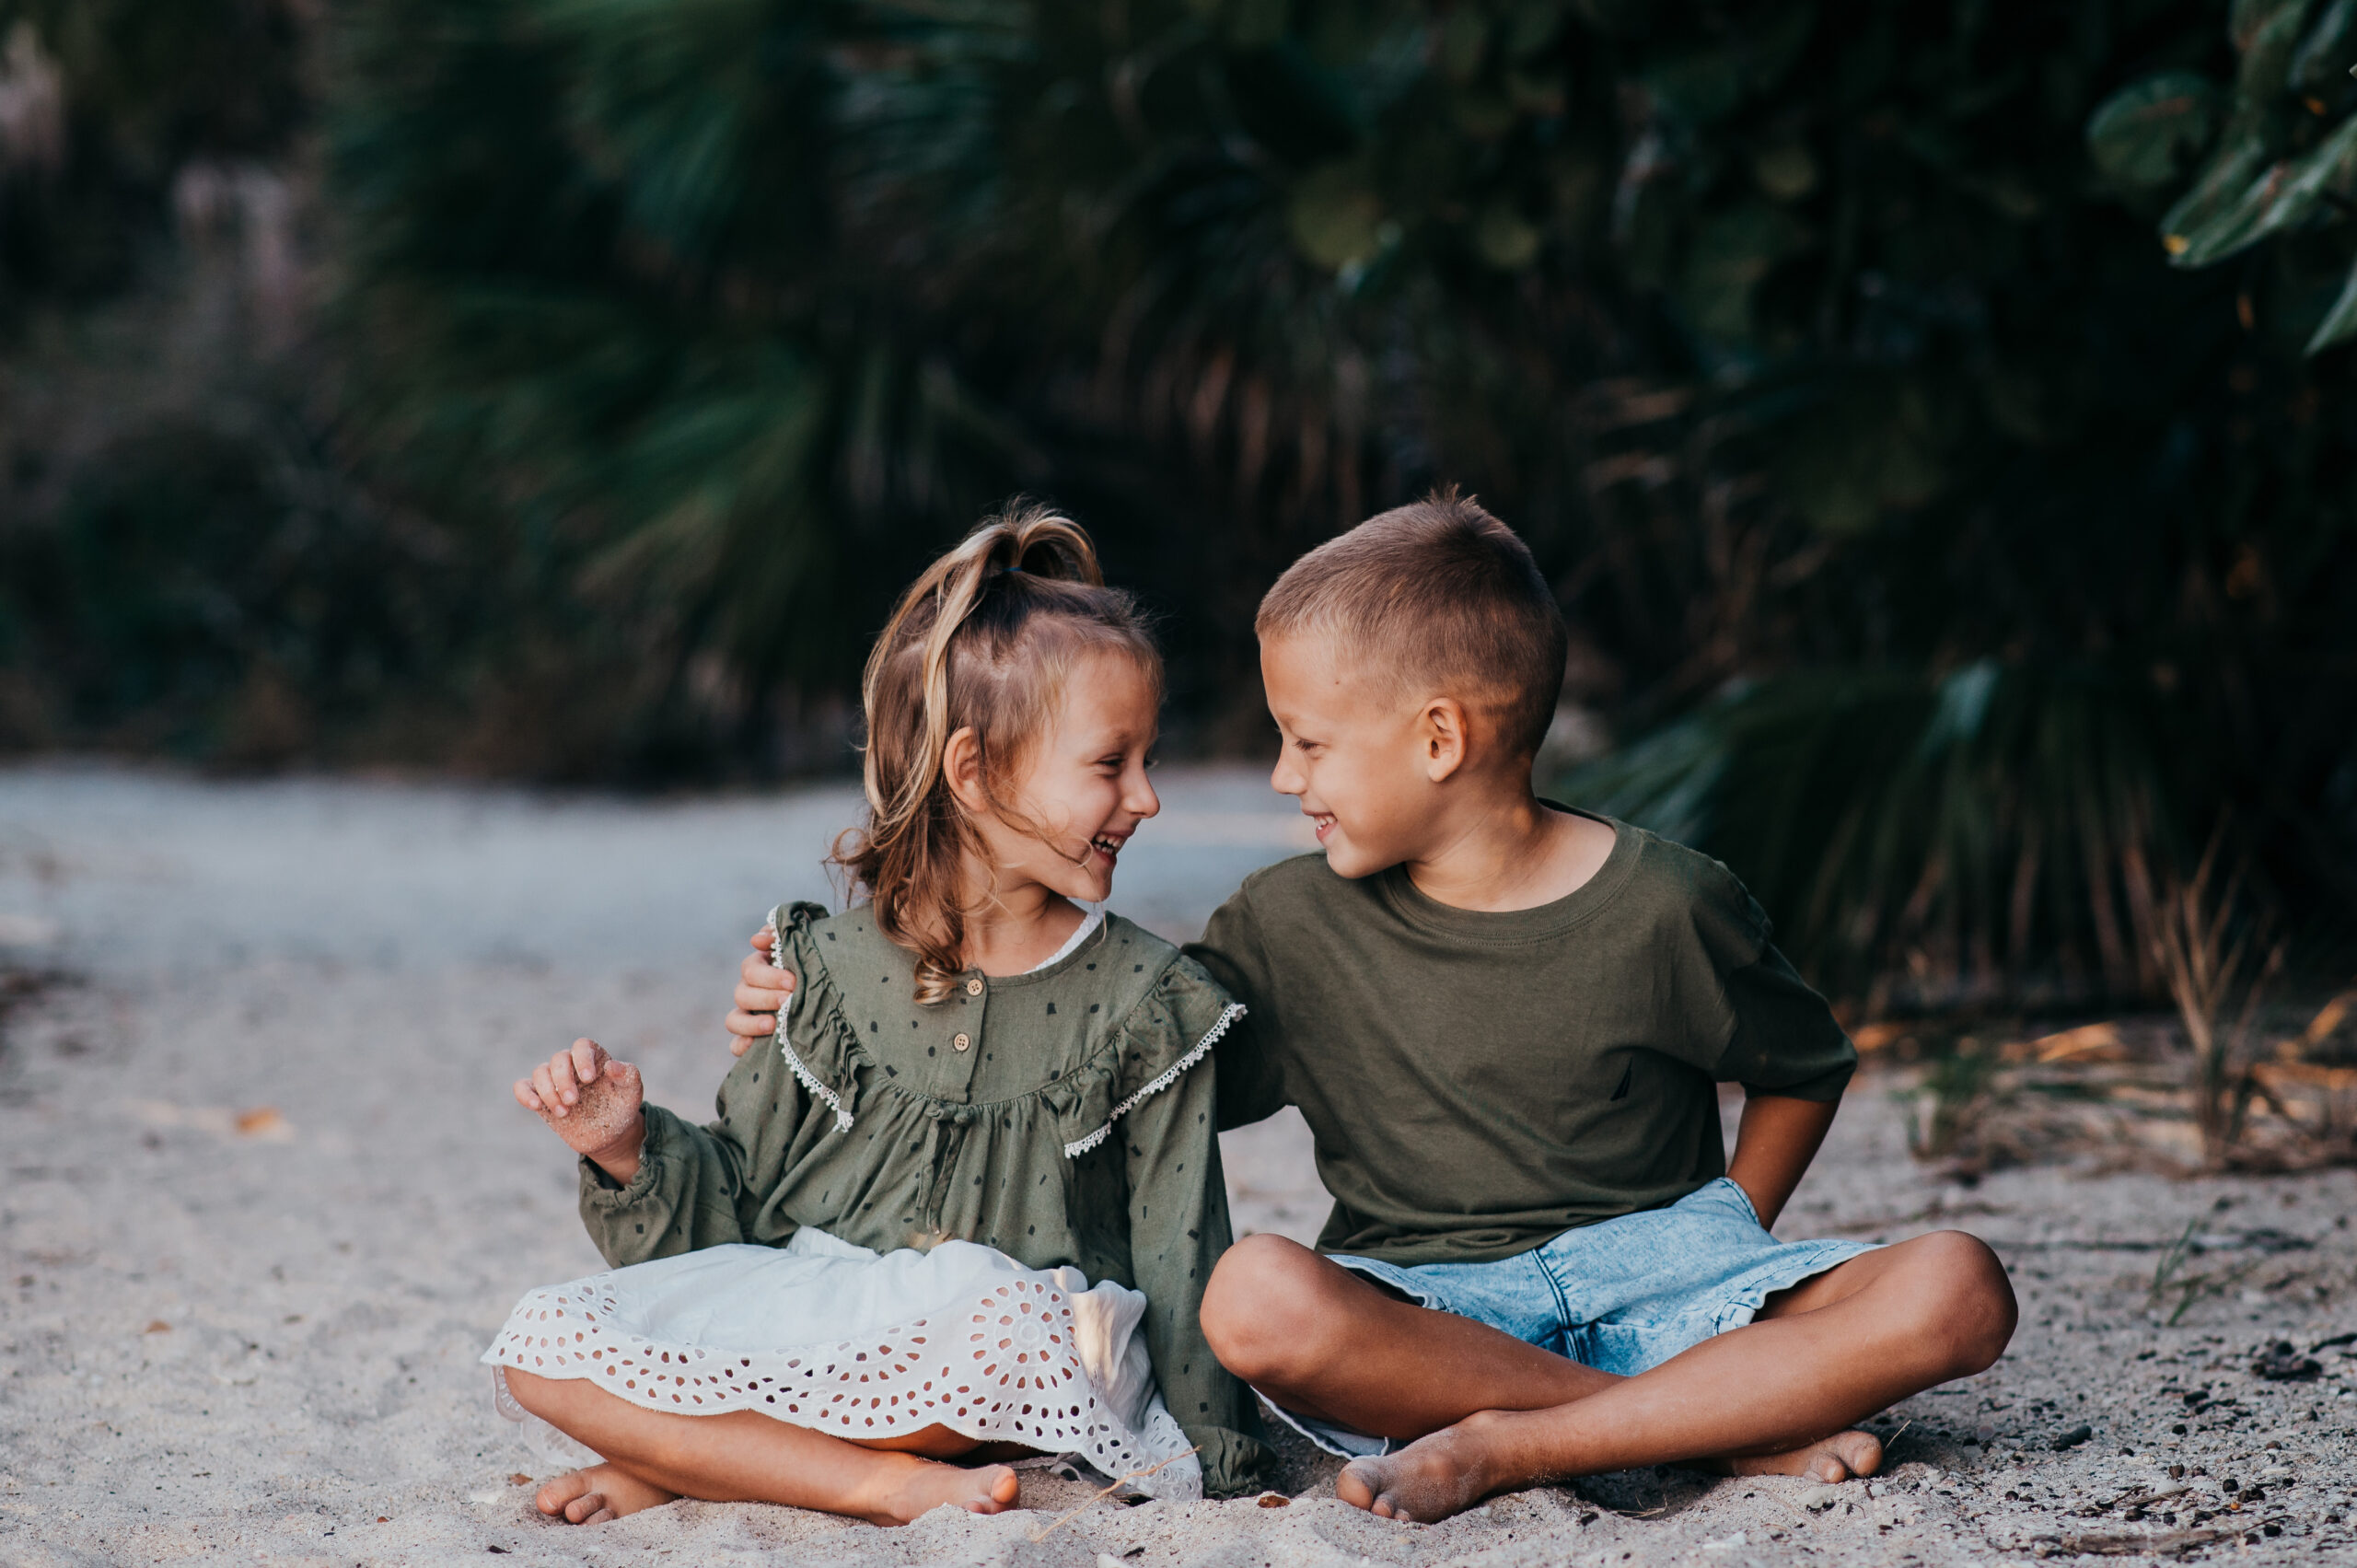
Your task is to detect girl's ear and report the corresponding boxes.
[942,726,989,817]
[1421,697,1469,783]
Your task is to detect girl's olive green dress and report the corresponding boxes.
[482,901,1268,1498]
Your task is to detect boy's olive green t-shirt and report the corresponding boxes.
[1184,813,1856,1267]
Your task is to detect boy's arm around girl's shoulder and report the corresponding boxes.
[577,966,818,1269]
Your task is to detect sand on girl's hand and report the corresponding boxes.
[557,1068,643,1154]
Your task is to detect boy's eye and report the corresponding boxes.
[1144,752,1161,771]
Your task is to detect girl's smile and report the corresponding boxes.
[947,645,1161,960]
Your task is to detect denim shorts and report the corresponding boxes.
[1270,1178,1875,1458]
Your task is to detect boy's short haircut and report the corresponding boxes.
[1257,489,1568,758]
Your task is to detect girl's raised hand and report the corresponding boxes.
[515,1038,645,1181]
[726,927,796,1058]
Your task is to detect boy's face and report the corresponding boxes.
[1260,633,1446,879]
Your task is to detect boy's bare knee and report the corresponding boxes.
[1202,1234,1345,1385]
[1901,1230,2017,1375]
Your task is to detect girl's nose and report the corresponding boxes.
[1127,769,1161,819]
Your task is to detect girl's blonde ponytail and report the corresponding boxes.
[834,505,1155,1003]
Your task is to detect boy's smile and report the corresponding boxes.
[1260,630,1618,910]
[1260,633,1447,880]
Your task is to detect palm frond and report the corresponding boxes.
[1569,661,2196,1009]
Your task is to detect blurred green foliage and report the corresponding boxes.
[1558,0,2357,1005]
[2086,0,2357,357]
[0,0,302,305]
[1,0,2353,1001]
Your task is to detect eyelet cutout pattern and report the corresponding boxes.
[484,1274,1198,1496]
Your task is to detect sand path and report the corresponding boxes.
[2,762,2353,1566]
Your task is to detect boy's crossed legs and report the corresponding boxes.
[1203,1227,2015,1522]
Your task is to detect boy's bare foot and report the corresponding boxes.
[1723,1428,1883,1484]
[535,1463,676,1524]
[1337,1413,1885,1523]
[1337,1409,1527,1523]
[857,1457,1021,1525]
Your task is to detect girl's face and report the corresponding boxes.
[966,648,1161,906]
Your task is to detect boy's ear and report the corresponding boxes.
[1420,697,1469,783]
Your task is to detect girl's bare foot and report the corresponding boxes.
[535,1463,677,1524]
[1337,1413,1885,1523]
[855,1456,1021,1525]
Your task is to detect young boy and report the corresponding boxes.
[722,493,2016,1521]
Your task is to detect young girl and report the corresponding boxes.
[487,508,1265,1526]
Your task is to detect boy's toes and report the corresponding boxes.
[1727,1428,1885,1485]
[1337,1458,1420,1521]
[1823,1429,1884,1481]
[563,1492,612,1524]
[1800,1430,1884,1483]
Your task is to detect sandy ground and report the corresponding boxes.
[4,762,2357,1568]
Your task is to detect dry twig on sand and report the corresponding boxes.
[1026,1446,1200,1543]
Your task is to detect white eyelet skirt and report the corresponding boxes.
[482,1226,1202,1498]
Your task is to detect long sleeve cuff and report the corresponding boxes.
[576,1103,677,1211]
[579,1094,674,1202]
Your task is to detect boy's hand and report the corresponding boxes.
[726,927,796,1058]
[515,1038,645,1184]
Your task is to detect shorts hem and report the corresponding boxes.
[1325,1253,1446,1310]
[1253,1390,1392,1459]
[1707,1238,1876,1336]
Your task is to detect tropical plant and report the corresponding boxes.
[2087,0,2357,353]
[2,0,2351,996]
[1573,662,2196,1008]
[1556,0,2357,1004]
[321,0,2357,975]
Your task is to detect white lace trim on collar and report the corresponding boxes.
[1061,1001,1246,1159]
[766,911,855,1133]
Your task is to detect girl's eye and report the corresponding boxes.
[1144,752,1161,771]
